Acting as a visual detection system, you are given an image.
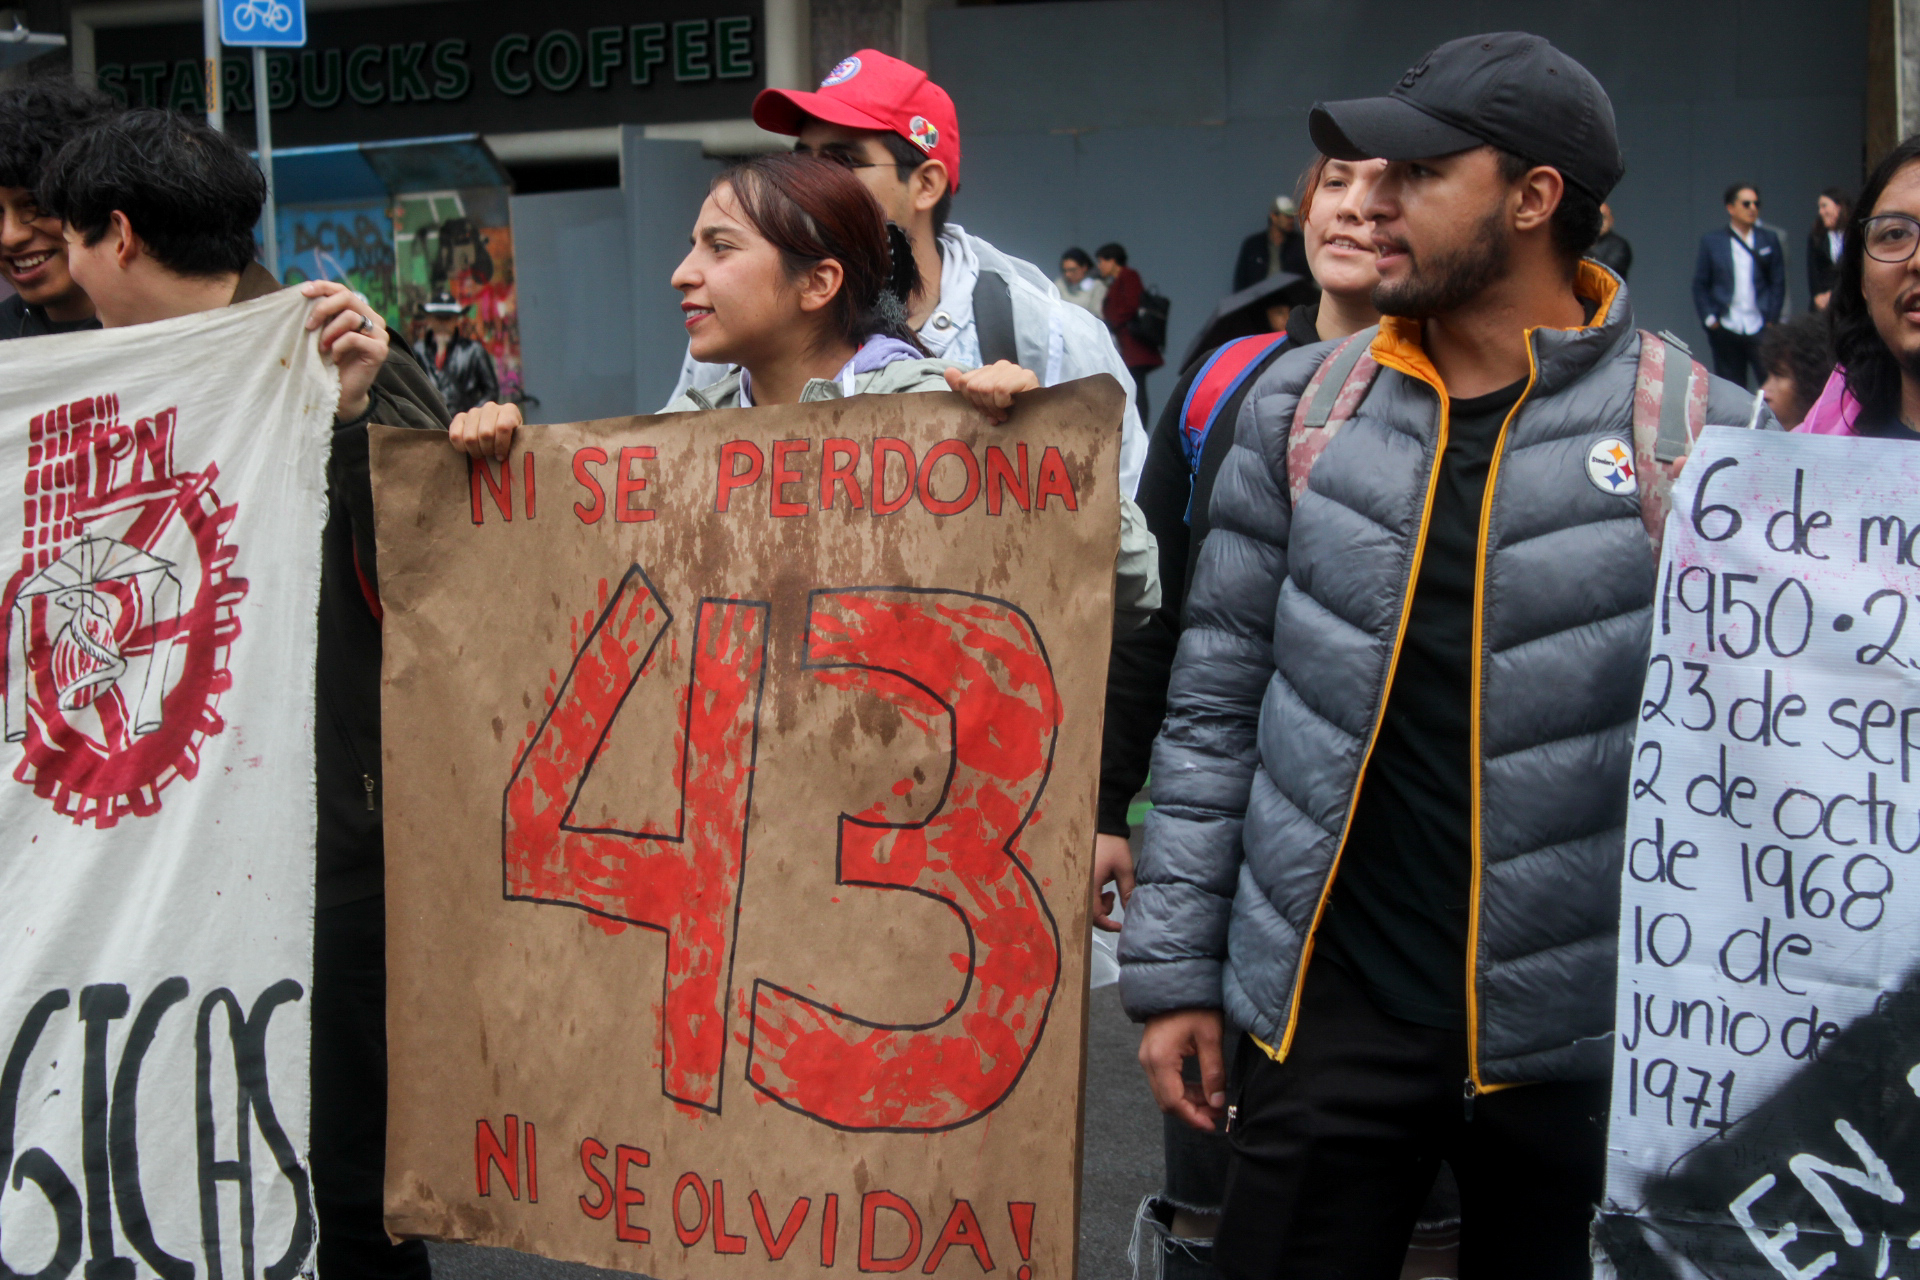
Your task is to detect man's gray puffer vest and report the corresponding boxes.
[1118,267,1766,1086]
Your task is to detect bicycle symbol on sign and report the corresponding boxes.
[229,0,293,33]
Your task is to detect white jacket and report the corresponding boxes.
[666,225,1149,497]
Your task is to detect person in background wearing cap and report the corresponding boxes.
[668,48,1149,497]
[1232,195,1310,293]
[412,288,499,415]
[1119,33,1767,1278]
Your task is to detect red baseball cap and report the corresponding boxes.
[752,49,962,191]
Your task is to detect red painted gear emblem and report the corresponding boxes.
[2,393,247,827]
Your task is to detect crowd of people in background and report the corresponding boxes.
[1049,157,1854,453]
[7,21,1920,1280]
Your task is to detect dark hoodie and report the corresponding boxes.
[229,264,454,905]
[0,292,101,339]
[1097,302,1322,836]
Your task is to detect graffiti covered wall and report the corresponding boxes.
[395,186,522,403]
[275,201,401,329]
[270,188,523,405]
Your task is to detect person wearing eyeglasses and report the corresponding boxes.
[1794,136,1920,441]
[663,49,1148,497]
[1692,183,1786,387]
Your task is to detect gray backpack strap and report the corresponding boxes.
[973,271,1019,367]
[1632,329,1710,557]
[1301,326,1378,427]
[1286,326,1382,508]
[1652,333,1695,464]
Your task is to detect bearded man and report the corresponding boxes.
[1117,33,1770,1280]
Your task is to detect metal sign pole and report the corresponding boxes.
[202,0,221,129]
[254,46,277,279]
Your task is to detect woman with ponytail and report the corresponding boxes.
[660,152,982,409]
[444,153,1155,619]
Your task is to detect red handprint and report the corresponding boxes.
[503,567,768,1112]
[746,589,1063,1131]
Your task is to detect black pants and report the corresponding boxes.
[1130,366,1154,424]
[1214,960,1607,1280]
[311,896,433,1280]
[1705,325,1765,389]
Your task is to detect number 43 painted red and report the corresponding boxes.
[502,568,1063,1132]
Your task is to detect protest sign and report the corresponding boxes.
[1599,426,1920,1279]
[374,378,1121,1280]
[0,291,333,1278]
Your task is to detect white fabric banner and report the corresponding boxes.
[0,291,333,1279]
[1600,427,1920,1278]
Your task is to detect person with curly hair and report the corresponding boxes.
[0,78,117,339]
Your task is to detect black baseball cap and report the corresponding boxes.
[1309,32,1623,202]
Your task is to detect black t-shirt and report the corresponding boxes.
[0,293,100,340]
[1314,375,1529,1029]
[1856,415,1920,441]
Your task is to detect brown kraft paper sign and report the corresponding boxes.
[371,377,1122,1280]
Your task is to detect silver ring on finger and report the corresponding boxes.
[356,313,374,335]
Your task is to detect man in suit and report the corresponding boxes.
[1692,183,1785,387]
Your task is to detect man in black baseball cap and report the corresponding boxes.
[1125,32,1771,1280]
[1310,32,1624,206]
[1306,31,1625,328]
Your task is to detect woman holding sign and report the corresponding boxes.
[448,152,1157,626]
[449,154,1038,436]
[662,153,974,411]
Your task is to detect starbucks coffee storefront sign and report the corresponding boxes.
[89,0,761,147]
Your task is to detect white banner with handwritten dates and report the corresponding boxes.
[1596,426,1920,1280]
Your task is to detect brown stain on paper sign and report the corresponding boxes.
[370,378,1122,1280]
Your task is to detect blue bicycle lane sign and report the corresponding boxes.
[219,0,304,47]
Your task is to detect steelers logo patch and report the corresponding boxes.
[908,115,940,152]
[821,56,861,86]
[1586,436,1637,496]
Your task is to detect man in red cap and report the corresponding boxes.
[669,48,1147,495]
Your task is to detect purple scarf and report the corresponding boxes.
[846,334,924,375]
[738,334,924,406]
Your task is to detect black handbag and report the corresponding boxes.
[1129,285,1171,352]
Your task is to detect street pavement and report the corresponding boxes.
[424,984,1162,1280]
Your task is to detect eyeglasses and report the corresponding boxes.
[1863,213,1920,264]
[1736,198,1761,208]
[792,144,883,171]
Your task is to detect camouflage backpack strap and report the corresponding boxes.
[1286,325,1381,506]
[1631,329,1711,557]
